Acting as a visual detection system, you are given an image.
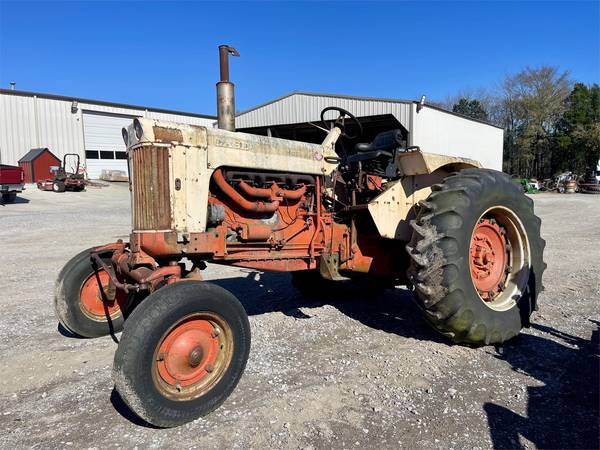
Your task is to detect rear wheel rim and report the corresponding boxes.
[469,206,530,311]
[152,312,234,401]
[80,270,125,320]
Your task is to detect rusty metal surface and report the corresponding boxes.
[127,117,338,177]
[119,101,432,282]
[218,45,239,82]
[213,169,280,213]
[238,179,307,201]
[153,126,184,143]
[89,252,139,293]
[217,45,239,131]
[130,146,172,230]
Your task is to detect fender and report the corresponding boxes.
[368,150,481,241]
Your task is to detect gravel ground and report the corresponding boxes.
[0,184,598,450]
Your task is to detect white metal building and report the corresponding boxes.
[236,92,504,170]
[0,89,504,179]
[0,89,215,179]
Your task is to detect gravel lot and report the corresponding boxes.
[0,184,598,449]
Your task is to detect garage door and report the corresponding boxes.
[83,112,136,179]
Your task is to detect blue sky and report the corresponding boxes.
[0,1,598,115]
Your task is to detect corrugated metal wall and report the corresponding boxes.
[235,93,413,131]
[0,94,81,165]
[1,90,504,171]
[0,91,215,166]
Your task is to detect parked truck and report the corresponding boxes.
[0,164,25,203]
[55,46,545,427]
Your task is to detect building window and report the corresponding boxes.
[115,151,128,160]
[86,150,99,159]
[100,151,114,159]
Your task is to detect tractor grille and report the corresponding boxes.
[130,146,172,230]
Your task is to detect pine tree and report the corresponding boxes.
[452,98,489,121]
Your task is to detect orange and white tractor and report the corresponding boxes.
[55,46,545,427]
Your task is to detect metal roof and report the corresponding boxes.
[236,91,502,130]
[0,88,216,120]
[18,147,57,163]
[237,91,414,116]
[235,92,414,131]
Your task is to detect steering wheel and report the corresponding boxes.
[320,107,363,140]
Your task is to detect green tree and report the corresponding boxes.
[556,83,600,175]
[440,68,598,179]
[498,66,571,178]
[452,98,489,121]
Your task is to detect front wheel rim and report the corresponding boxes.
[152,312,234,401]
[469,206,531,311]
[80,270,125,320]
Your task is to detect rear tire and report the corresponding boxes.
[113,281,251,427]
[406,168,545,345]
[54,248,127,337]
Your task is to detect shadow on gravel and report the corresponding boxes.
[484,320,600,449]
[211,271,447,344]
[0,196,30,205]
[57,317,120,343]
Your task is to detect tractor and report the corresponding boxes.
[38,153,85,192]
[55,46,545,427]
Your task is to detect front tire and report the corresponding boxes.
[113,281,251,427]
[54,248,127,337]
[53,181,66,192]
[406,169,545,345]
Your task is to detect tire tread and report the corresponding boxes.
[406,168,546,345]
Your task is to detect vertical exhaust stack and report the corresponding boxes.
[216,45,240,131]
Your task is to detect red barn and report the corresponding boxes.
[18,148,61,183]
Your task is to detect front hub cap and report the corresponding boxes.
[189,346,204,367]
[153,313,233,400]
[80,271,125,320]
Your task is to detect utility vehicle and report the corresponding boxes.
[38,153,85,192]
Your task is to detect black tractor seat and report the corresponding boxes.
[346,150,393,163]
[354,129,403,153]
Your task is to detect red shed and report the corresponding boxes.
[18,148,61,183]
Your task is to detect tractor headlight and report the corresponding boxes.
[133,118,144,140]
[122,127,129,146]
